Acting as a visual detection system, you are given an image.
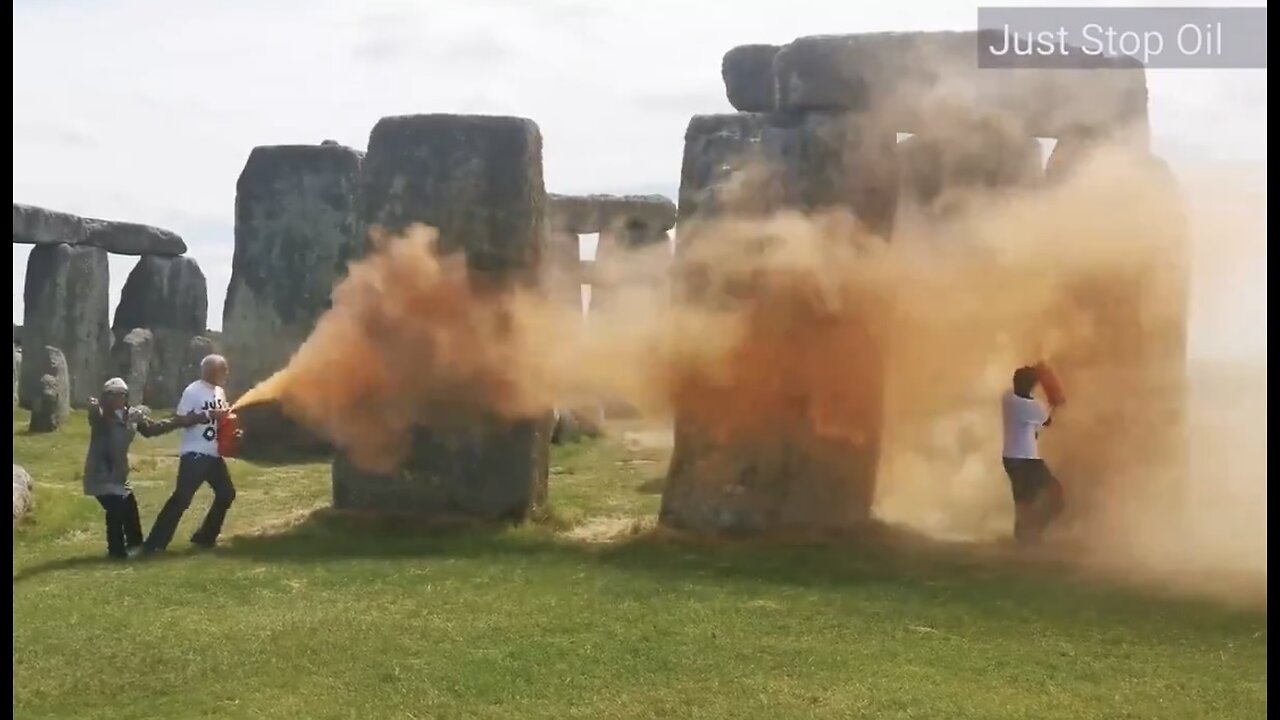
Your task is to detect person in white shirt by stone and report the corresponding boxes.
[143,354,243,553]
[1000,366,1065,544]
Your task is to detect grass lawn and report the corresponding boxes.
[12,410,1267,719]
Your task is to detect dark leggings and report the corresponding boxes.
[95,493,144,558]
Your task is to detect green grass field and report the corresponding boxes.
[12,410,1267,719]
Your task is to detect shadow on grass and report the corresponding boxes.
[11,546,220,584]
[16,506,1262,622]
[208,507,1077,595]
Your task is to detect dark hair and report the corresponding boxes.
[1012,366,1039,394]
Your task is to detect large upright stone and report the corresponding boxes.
[20,244,110,408]
[221,144,363,458]
[223,143,364,404]
[543,227,583,311]
[335,114,550,521]
[676,113,898,239]
[660,111,898,535]
[113,256,207,342]
[181,336,219,386]
[111,328,154,407]
[111,256,208,408]
[28,346,70,433]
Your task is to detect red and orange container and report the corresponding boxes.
[216,411,241,458]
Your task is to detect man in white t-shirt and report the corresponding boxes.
[1001,366,1065,544]
[143,354,240,552]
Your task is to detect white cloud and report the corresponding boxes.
[12,0,1267,360]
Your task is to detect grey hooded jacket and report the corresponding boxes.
[82,406,183,497]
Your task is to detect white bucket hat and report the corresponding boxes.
[102,377,129,396]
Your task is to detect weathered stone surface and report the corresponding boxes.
[549,194,677,236]
[20,244,110,408]
[544,228,583,310]
[182,335,219,386]
[221,143,364,456]
[676,114,778,226]
[13,204,89,246]
[338,113,550,520]
[13,203,186,255]
[81,221,186,256]
[13,465,33,522]
[333,417,551,519]
[661,111,897,535]
[235,400,332,460]
[677,112,899,242]
[28,346,70,433]
[12,345,19,408]
[771,32,1148,138]
[897,118,1042,213]
[142,330,195,410]
[722,44,780,112]
[113,256,208,344]
[111,328,154,406]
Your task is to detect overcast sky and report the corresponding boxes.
[12,0,1267,360]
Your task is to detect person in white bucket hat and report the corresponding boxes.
[82,377,204,560]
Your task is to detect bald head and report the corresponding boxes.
[201,354,229,386]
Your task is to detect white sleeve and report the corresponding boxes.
[1020,399,1049,427]
[175,385,195,415]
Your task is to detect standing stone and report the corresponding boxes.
[223,143,364,400]
[181,336,219,385]
[12,345,19,408]
[113,256,207,343]
[722,44,780,112]
[13,465,33,523]
[221,143,364,458]
[111,328,154,407]
[20,244,110,408]
[660,111,899,535]
[544,227,583,311]
[111,256,208,408]
[28,346,70,433]
[334,114,550,521]
[676,113,898,240]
